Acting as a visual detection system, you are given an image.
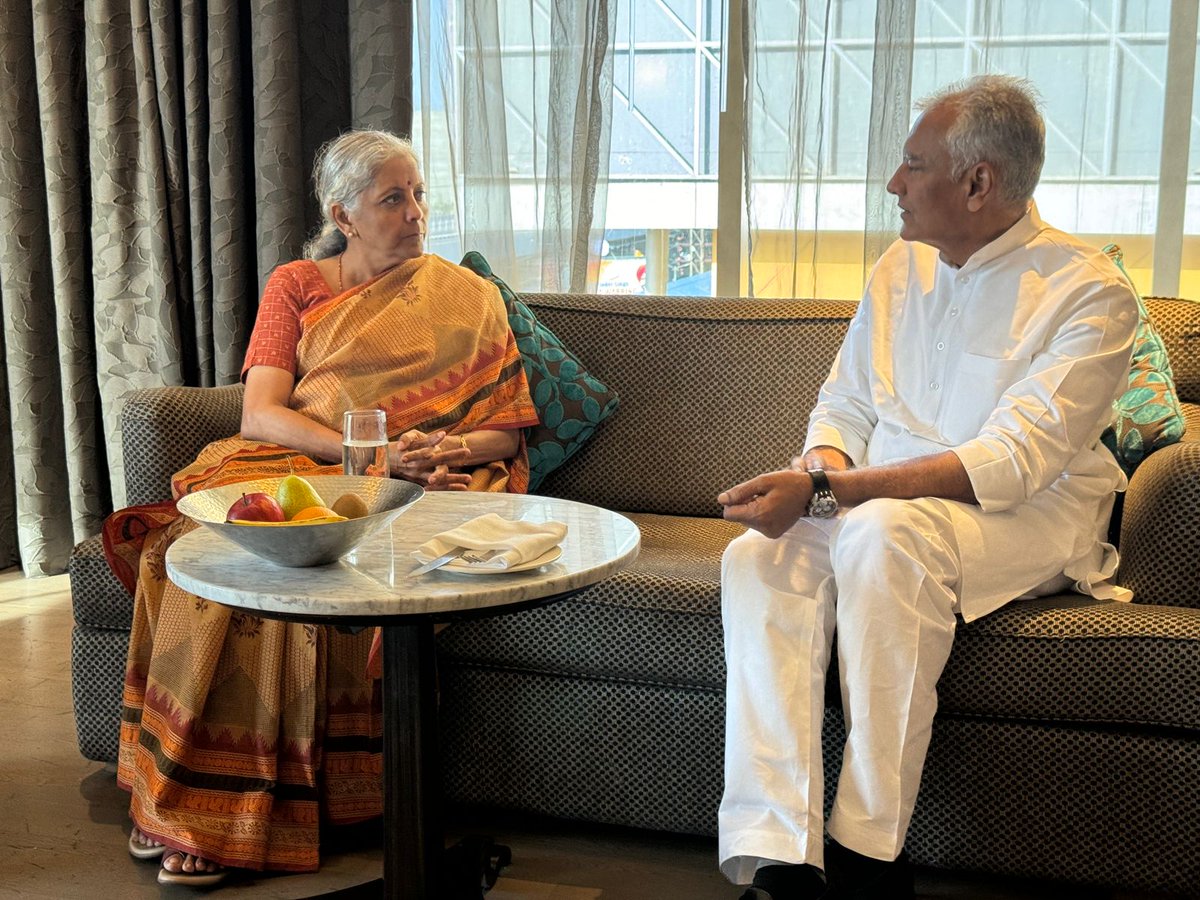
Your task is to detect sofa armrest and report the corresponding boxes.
[121,384,245,506]
[1118,438,1200,608]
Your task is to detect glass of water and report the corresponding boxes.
[342,409,390,478]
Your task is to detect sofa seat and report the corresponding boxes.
[439,512,740,689]
[440,512,1200,734]
[944,596,1200,730]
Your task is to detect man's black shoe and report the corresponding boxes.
[738,863,827,900]
[822,840,914,899]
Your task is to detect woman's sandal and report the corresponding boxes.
[127,827,165,861]
[156,849,228,887]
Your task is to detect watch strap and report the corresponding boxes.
[808,467,831,495]
[806,467,838,518]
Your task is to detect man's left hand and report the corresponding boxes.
[718,469,813,539]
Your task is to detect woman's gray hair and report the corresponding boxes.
[303,130,421,260]
[915,74,1045,205]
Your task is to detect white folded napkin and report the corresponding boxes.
[413,514,568,570]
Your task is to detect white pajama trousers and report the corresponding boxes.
[717,495,1082,883]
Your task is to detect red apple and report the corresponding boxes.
[226,492,286,523]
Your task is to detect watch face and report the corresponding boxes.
[809,491,838,518]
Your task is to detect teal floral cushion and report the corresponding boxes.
[1100,243,1185,475]
[459,251,619,490]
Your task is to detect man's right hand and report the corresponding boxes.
[718,469,813,539]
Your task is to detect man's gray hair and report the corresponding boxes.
[303,130,420,260]
[915,74,1045,205]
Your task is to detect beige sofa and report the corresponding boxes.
[69,293,1200,895]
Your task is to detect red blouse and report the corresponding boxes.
[240,260,334,380]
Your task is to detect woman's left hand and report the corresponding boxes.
[391,429,473,490]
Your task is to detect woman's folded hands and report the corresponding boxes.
[391,429,473,490]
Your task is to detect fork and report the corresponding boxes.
[460,549,500,565]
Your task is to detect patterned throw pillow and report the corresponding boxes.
[1100,243,1185,475]
[459,251,619,490]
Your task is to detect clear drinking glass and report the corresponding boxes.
[342,409,390,478]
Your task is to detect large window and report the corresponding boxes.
[416,0,1200,300]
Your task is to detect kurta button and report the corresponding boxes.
[936,341,945,350]
[929,381,939,390]
[950,308,959,316]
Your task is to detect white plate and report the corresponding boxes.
[442,545,563,575]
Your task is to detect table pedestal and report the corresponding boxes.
[383,622,441,897]
[378,624,510,899]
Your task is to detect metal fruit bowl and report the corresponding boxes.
[176,475,424,567]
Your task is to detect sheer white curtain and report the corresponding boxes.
[740,0,1195,300]
[414,0,617,292]
[414,1,1195,302]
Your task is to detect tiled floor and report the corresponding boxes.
[0,569,1183,899]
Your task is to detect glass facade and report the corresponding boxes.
[420,0,1199,298]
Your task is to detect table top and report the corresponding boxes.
[165,491,641,622]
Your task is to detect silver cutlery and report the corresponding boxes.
[409,546,500,576]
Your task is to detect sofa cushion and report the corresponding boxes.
[439,512,739,688]
[942,594,1200,729]
[458,252,620,490]
[1100,245,1186,474]
[441,512,1200,732]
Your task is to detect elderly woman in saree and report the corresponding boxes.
[108,130,539,886]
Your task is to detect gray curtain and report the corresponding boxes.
[0,0,413,576]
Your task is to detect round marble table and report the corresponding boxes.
[166,491,640,899]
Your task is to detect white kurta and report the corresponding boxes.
[719,205,1138,882]
[807,203,1137,619]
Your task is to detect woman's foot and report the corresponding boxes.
[127,826,165,860]
[157,849,228,887]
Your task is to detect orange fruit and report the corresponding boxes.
[290,505,345,522]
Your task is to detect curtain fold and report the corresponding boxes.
[414,0,616,294]
[0,2,87,574]
[460,2,519,277]
[544,0,617,293]
[0,1,412,575]
[863,0,914,275]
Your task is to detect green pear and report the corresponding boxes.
[275,474,326,520]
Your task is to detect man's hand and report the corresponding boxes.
[718,469,813,539]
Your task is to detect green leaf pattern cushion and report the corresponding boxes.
[1100,243,1186,475]
[459,251,619,490]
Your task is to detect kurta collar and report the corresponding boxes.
[950,201,1045,275]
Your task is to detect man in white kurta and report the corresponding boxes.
[717,76,1138,900]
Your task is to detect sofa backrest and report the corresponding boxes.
[122,384,245,506]
[115,294,1197,514]
[523,292,856,516]
[1144,297,1200,435]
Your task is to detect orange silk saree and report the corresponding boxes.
[111,254,537,872]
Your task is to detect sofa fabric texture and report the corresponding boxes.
[69,293,1200,895]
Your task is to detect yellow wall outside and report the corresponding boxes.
[742,230,1200,302]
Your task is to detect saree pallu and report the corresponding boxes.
[113,253,538,872]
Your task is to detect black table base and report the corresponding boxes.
[380,623,512,899]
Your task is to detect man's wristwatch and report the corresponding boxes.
[806,467,839,518]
